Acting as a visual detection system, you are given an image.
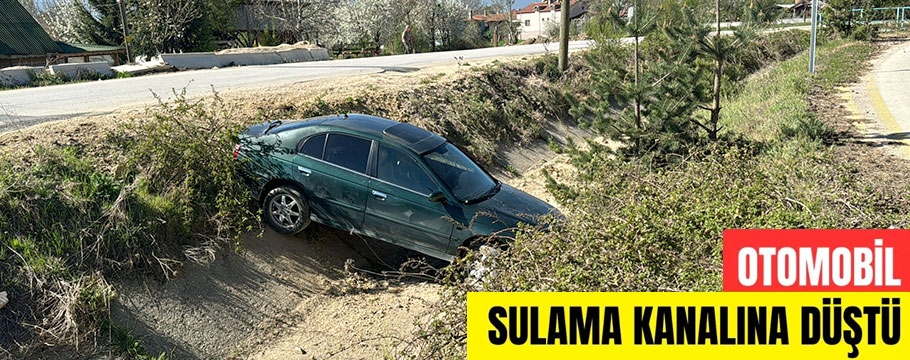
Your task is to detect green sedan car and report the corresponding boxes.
[234,114,558,261]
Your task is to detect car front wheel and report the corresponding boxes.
[263,185,311,234]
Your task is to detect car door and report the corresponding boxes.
[293,132,373,232]
[363,143,454,257]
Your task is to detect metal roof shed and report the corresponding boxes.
[0,0,125,68]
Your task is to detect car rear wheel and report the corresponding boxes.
[263,185,311,234]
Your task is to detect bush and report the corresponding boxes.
[108,89,253,255]
[851,24,878,41]
[0,89,255,356]
[271,56,580,165]
[733,29,810,81]
[28,71,65,86]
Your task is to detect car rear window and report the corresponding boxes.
[299,134,326,159]
[324,133,371,173]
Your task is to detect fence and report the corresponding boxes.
[851,6,910,29]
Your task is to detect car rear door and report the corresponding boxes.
[293,132,372,232]
[363,143,454,257]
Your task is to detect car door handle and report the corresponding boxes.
[371,190,387,201]
[297,166,312,176]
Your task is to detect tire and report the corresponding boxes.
[262,185,311,235]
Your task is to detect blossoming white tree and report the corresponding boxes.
[17,0,82,43]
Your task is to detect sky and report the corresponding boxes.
[514,0,537,10]
[513,0,544,11]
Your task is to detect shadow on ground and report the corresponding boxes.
[865,131,910,141]
[110,224,441,359]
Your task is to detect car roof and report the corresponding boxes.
[278,114,446,154]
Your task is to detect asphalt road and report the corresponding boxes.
[870,40,910,139]
[0,40,591,132]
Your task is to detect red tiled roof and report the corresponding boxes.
[470,11,516,22]
[516,0,578,15]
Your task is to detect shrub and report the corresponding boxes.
[0,89,255,356]
[852,24,878,41]
[273,56,580,165]
[29,71,65,86]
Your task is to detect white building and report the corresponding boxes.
[515,0,588,40]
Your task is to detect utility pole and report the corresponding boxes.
[558,0,570,71]
[117,0,132,63]
[809,0,819,73]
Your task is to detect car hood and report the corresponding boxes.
[472,183,558,226]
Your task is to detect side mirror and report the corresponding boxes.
[428,191,447,204]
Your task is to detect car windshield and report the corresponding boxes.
[422,143,496,203]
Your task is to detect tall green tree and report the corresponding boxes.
[686,1,758,140]
[129,0,241,57]
[574,0,704,160]
[73,0,123,46]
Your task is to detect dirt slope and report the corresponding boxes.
[111,226,443,359]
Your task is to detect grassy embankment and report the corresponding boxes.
[0,52,578,358]
[400,38,910,358]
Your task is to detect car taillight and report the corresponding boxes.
[233,143,242,159]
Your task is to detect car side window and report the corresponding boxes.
[377,144,438,195]
[323,133,371,173]
[299,133,326,159]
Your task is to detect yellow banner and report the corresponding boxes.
[467,292,905,359]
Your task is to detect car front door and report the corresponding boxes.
[293,132,372,232]
[363,143,454,257]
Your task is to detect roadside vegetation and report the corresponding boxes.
[1,1,904,358]
[20,0,526,60]
[0,70,114,91]
[399,15,910,360]
[0,92,253,358]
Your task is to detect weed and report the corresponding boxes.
[287,57,580,165]
[547,138,563,154]
[104,322,170,360]
[29,71,65,86]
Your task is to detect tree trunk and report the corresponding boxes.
[709,0,722,141]
[633,32,642,132]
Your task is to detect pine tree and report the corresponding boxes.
[573,0,703,161]
[686,1,757,141]
[73,0,123,46]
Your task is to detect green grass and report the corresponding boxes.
[104,322,170,360]
[721,39,874,142]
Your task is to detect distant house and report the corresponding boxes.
[516,0,588,40]
[777,1,828,20]
[469,11,519,34]
[469,11,519,46]
[0,0,125,68]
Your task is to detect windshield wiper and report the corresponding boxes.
[264,120,283,134]
[466,181,501,204]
